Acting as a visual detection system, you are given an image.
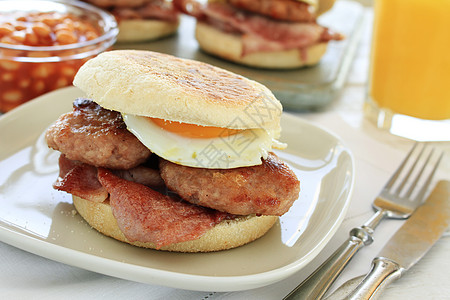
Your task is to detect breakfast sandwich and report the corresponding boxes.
[173,0,343,69]
[82,0,180,42]
[45,50,300,252]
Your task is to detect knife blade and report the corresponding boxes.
[343,180,450,300]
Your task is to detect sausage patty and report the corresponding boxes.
[46,98,151,169]
[159,153,300,216]
[226,0,316,22]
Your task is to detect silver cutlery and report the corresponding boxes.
[341,180,450,299]
[283,143,443,300]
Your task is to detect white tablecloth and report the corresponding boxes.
[1,4,449,300]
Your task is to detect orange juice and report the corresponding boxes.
[369,0,450,120]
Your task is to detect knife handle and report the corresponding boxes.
[345,257,403,300]
[283,226,373,300]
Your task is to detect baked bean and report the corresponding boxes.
[0,24,14,36]
[18,79,30,88]
[1,72,13,81]
[14,22,27,31]
[0,36,17,45]
[3,90,21,102]
[54,23,71,32]
[61,66,76,77]
[11,31,25,43]
[55,30,77,44]
[32,64,54,78]
[85,31,99,41]
[0,61,20,71]
[73,21,85,32]
[32,22,51,37]
[25,31,39,45]
[62,19,75,30]
[55,77,68,88]
[40,16,59,27]
[33,80,45,93]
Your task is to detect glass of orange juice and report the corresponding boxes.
[364,0,450,141]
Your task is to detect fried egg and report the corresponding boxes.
[123,114,285,169]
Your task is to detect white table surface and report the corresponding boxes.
[1,4,450,300]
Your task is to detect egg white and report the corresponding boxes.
[123,114,285,169]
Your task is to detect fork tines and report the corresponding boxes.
[386,143,444,201]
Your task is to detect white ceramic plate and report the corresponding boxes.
[0,87,354,292]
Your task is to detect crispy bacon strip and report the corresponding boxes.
[54,155,165,202]
[54,155,230,248]
[54,155,108,203]
[97,168,229,248]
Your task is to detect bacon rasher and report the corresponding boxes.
[54,155,231,248]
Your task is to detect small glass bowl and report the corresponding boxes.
[0,0,118,113]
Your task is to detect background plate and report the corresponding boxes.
[0,87,354,292]
[114,0,365,111]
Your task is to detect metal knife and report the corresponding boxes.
[340,180,450,300]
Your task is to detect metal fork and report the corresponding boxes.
[283,143,443,300]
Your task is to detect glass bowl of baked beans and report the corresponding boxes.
[0,0,118,113]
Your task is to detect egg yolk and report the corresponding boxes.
[149,117,241,139]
